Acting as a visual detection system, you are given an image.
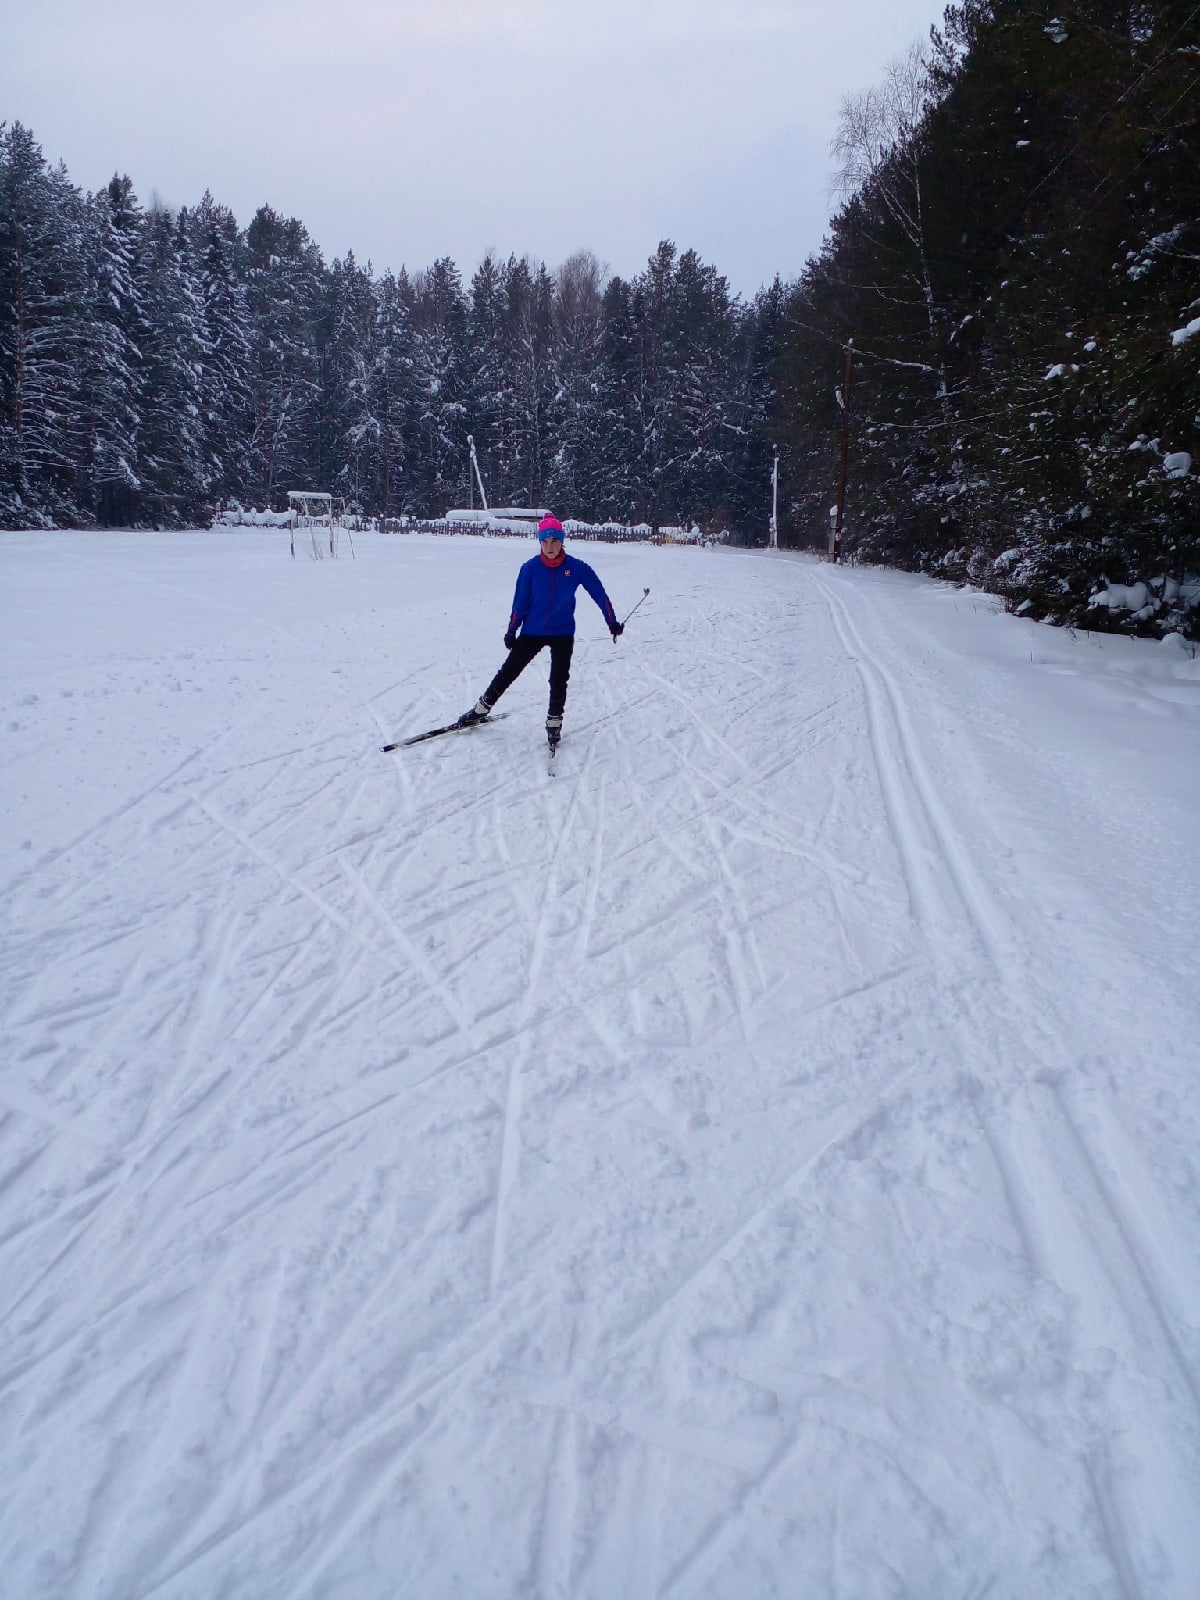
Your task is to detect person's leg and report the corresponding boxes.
[545,636,574,749]
[547,636,574,718]
[483,635,546,707]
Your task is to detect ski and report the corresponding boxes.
[381,713,509,752]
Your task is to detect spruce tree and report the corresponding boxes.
[368,269,414,517]
[243,205,323,507]
[409,257,469,513]
[134,204,209,525]
[464,253,509,506]
[593,274,644,524]
[188,192,253,506]
[547,250,608,519]
[316,250,376,507]
[0,124,91,525]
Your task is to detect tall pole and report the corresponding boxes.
[769,446,779,548]
[468,434,488,513]
[833,340,853,564]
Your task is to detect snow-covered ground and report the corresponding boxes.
[2,530,1198,1600]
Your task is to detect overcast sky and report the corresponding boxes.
[3,0,947,298]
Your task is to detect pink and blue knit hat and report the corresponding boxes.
[537,514,564,540]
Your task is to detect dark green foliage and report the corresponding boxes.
[408,256,471,513]
[241,205,324,509]
[0,123,774,533]
[0,124,95,526]
[187,192,253,503]
[777,0,1200,635]
[135,205,210,526]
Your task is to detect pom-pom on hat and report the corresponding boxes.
[537,514,564,540]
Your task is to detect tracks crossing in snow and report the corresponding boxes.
[3,536,1197,1600]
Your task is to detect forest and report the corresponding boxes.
[2,0,1197,635]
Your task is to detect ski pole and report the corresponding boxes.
[615,587,650,638]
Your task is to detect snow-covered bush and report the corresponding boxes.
[211,506,293,529]
[1088,573,1200,639]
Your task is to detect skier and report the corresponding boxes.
[457,514,623,751]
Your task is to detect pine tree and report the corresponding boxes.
[593,274,643,523]
[318,251,380,510]
[243,205,323,506]
[728,276,786,540]
[670,248,740,526]
[0,123,91,525]
[368,269,414,517]
[76,175,145,526]
[634,240,679,527]
[547,250,608,519]
[132,204,209,526]
[464,253,509,505]
[503,256,556,507]
[409,257,469,513]
[187,192,253,505]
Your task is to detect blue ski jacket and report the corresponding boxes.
[509,551,617,638]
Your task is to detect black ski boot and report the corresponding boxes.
[546,714,563,752]
[456,697,492,729]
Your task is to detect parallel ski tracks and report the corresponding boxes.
[813,569,1009,967]
[810,564,1200,1596]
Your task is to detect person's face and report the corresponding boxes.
[540,536,563,557]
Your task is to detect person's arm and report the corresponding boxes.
[579,563,618,630]
[509,563,532,636]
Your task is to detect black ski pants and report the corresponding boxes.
[484,634,574,718]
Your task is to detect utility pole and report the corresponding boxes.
[468,434,488,513]
[832,340,853,563]
[769,446,779,548]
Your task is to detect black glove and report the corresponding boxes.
[504,630,517,650]
[609,622,624,639]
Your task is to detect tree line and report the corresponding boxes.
[0,125,778,538]
[2,0,1197,635]
[776,0,1198,634]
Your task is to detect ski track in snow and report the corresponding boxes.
[1,532,1198,1599]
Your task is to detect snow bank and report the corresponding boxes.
[212,506,293,528]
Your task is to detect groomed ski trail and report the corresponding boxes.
[1,532,1197,1600]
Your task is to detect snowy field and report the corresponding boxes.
[2,529,1198,1600]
